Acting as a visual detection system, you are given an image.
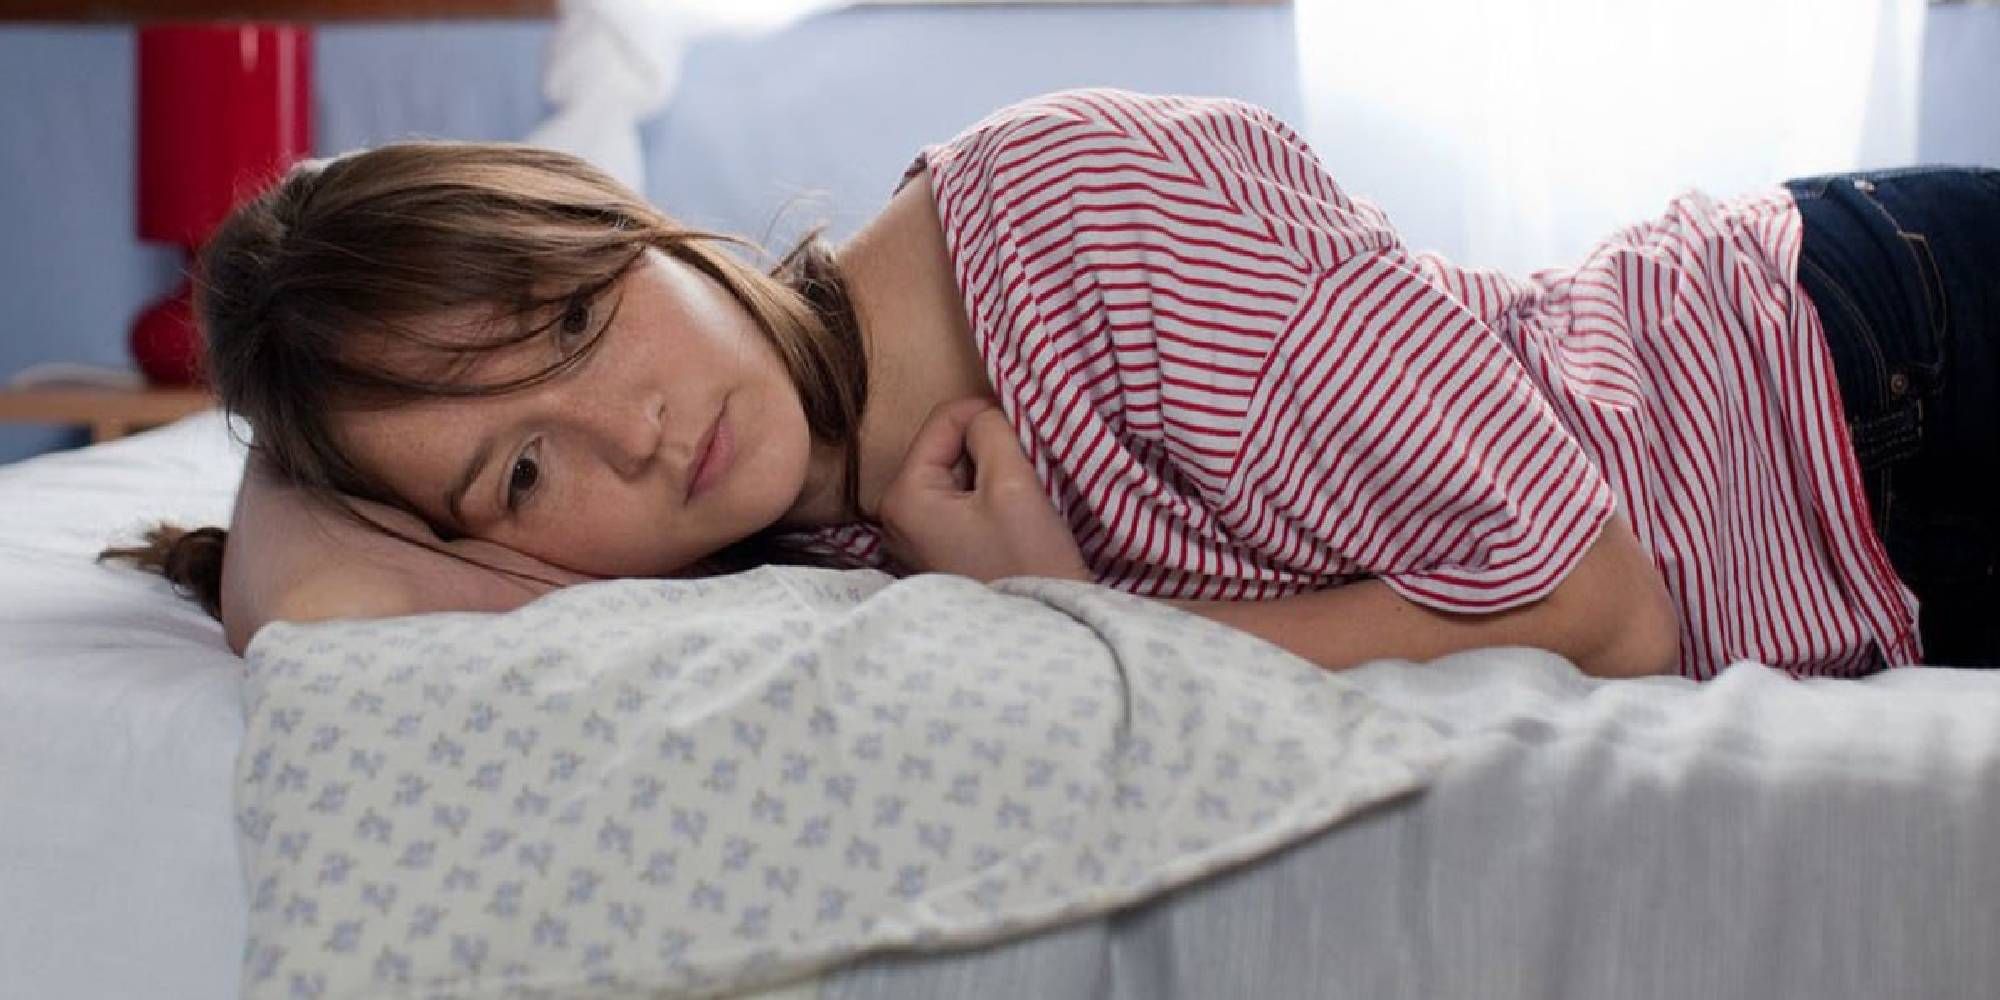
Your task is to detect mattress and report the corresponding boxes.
[3,410,1997,999]
[0,411,250,999]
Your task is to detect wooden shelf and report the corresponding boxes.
[0,385,216,443]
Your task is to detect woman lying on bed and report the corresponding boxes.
[104,88,2000,679]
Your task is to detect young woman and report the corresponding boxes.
[105,88,2000,680]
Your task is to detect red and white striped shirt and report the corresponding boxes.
[790,88,1919,679]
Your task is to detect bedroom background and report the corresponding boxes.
[5,6,2000,999]
[0,0,1993,467]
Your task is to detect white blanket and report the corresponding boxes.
[235,567,1448,999]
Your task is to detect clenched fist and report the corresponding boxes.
[877,398,1093,584]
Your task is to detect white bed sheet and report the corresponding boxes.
[4,411,1999,1000]
[0,411,249,1000]
[832,648,2000,1000]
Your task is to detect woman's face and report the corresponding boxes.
[333,247,817,579]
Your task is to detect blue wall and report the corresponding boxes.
[1,28,171,460]
[0,5,1301,465]
[1919,3,2000,167]
[0,21,558,462]
[640,4,1305,248]
[3,3,1995,466]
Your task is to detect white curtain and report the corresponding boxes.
[526,0,845,193]
[1293,0,1927,274]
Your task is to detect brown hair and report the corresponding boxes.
[99,141,870,622]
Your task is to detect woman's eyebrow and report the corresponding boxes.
[446,435,499,531]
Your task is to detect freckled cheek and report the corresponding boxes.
[554,487,676,577]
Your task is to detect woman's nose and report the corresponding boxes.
[577,392,664,479]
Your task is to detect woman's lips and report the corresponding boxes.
[686,404,730,501]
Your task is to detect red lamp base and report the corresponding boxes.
[130,22,313,390]
[130,271,204,387]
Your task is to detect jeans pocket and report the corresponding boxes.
[1840,177,1952,383]
[1801,256,1892,397]
[1900,231,1951,381]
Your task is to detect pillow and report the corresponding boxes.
[235,567,1448,998]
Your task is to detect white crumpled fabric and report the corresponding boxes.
[525,0,844,192]
[235,567,1448,999]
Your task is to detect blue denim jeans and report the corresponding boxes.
[1784,166,2000,667]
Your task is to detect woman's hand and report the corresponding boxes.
[878,398,1093,584]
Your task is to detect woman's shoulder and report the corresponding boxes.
[934,87,1285,157]
[918,86,1389,274]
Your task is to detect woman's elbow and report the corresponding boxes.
[1575,568,1681,678]
[1563,512,1682,678]
[1579,597,1680,677]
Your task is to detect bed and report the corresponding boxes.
[4,409,1998,1000]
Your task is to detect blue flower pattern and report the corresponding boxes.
[237,567,1447,998]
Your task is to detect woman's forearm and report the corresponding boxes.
[1163,514,1679,678]
[220,452,594,654]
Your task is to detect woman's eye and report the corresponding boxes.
[557,299,591,347]
[505,453,540,510]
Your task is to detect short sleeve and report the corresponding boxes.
[911,87,1617,613]
[1235,251,1618,614]
[1043,90,1617,612]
